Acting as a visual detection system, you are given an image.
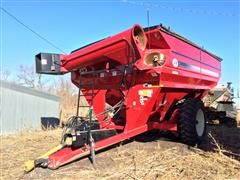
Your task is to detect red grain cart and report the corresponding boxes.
[25,24,221,172]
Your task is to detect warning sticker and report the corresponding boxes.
[138,89,153,105]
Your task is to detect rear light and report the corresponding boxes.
[144,52,166,66]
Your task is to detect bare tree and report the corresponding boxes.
[0,69,11,81]
[17,64,45,89]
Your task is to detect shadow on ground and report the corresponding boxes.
[95,124,240,161]
[199,125,240,161]
[125,124,240,161]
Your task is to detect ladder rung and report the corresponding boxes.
[79,105,91,107]
[83,93,95,96]
[79,116,96,119]
[79,83,95,86]
[79,94,94,97]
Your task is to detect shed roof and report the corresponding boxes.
[0,81,60,102]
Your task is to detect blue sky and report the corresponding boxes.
[1,0,239,90]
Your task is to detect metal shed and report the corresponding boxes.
[0,81,60,134]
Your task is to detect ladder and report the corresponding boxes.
[76,70,96,119]
[76,69,96,165]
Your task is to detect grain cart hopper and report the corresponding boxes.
[25,24,221,172]
[204,82,237,126]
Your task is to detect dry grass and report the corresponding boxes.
[0,129,61,179]
[1,126,240,180]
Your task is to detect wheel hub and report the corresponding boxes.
[196,109,205,137]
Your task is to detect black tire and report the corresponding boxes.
[178,98,207,146]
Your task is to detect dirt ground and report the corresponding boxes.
[1,121,240,180]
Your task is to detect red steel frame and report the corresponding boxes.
[45,24,221,169]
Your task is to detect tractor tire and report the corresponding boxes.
[178,98,207,146]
